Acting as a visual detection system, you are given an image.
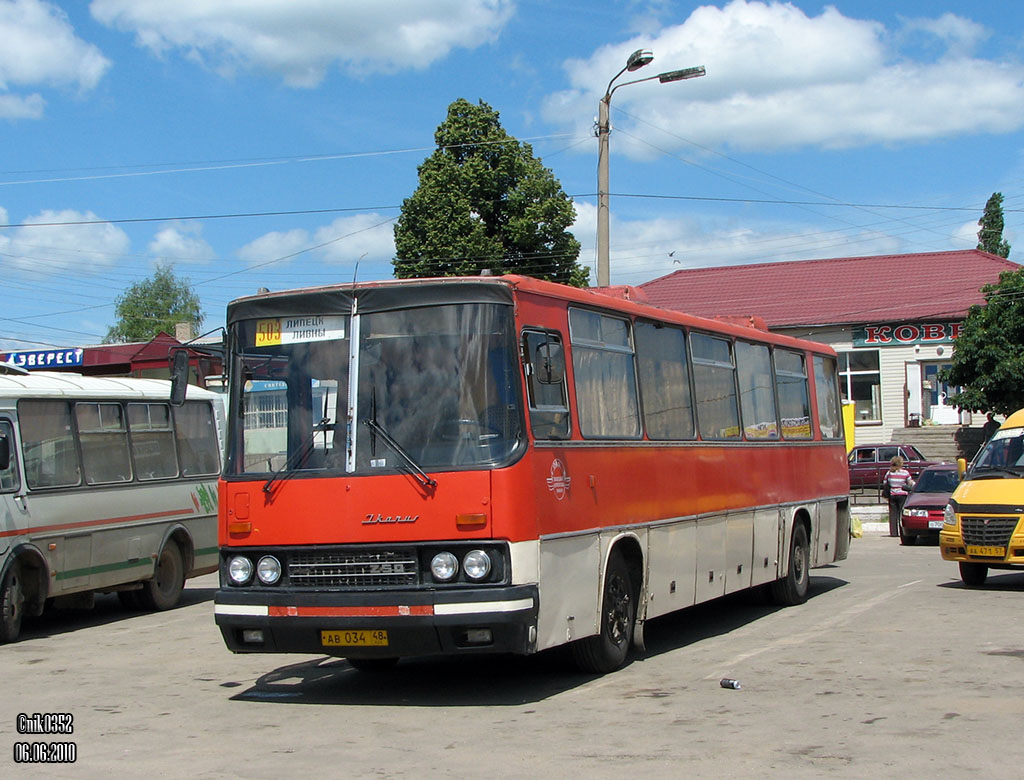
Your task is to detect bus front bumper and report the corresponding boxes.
[213,585,539,658]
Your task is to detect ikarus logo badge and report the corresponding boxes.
[546,458,571,500]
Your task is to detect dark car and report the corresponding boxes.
[899,463,960,546]
[847,443,936,488]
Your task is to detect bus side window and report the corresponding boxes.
[174,401,221,476]
[522,330,570,440]
[19,400,81,489]
[0,421,19,492]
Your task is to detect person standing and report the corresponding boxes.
[983,412,1001,442]
[884,456,914,538]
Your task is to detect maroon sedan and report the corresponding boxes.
[899,464,960,546]
[848,443,936,488]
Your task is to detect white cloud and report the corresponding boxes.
[569,201,909,285]
[147,224,217,264]
[238,213,396,270]
[544,0,1024,153]
[313,214,396,264]
[0,0,111,118]
[237,228,311,266]
[900,12,989,57]
[0,209,130,273]
[90,0,514,87]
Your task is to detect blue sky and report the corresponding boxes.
[2,0,1024,351]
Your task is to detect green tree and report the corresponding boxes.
[942,267,1024,414]
[393,98,588,286]
[104,263,203,343]
[977,191,1011,258]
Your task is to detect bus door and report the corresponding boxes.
[0,417,25,560]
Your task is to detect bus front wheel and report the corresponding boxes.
[140,542,185,611]
[0,562,24,643]
[571,550,636,674]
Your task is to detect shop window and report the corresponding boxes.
[839,350,881,424]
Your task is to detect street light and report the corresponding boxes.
[596,51,705,287]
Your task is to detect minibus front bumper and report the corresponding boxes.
[213,585,539,658]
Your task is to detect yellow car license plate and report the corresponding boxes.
[966,545,1006,558]
[321,629,389,648]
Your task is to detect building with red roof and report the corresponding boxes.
[640,249,1020,445]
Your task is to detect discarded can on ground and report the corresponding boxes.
[720,678,741,690]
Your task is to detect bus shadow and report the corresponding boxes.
[227,575,848,707]
[15,586,216,642]
[228,650,594,706]
[640,575,847,660]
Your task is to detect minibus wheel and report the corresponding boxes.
[570,549,636,674]
[959,562,988,588]
[140,542,185,611]
[0,562,24,643]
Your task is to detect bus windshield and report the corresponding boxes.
[970,427,1024,477]
[228,302,522,477]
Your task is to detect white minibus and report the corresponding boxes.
[0,373,222,642]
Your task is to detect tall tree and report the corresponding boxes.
[393,98,588,286]
[942,267,1024,414]
[977,191,1011,258]
[104,263,203,343]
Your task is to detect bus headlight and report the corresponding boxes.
[430,552,459,582]
[463,549,492,580]
[228,555,254,585]
[943,504,956,526]
[256,555,282,585]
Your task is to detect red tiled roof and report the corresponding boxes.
[638,250,1020,327]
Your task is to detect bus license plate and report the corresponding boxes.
[321,629,388,648]
[966,545,1005,558]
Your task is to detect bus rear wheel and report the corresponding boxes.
[571,550,636,674]
[771,523,810,606]
[139,542,185,611]
[959,562,988,588]
[0,562,24,644]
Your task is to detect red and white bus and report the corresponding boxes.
[212,275,850,673]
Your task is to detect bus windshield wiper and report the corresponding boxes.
[262,417,332,495]
[363,417,437,489]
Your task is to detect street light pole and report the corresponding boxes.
[595,52,706,287]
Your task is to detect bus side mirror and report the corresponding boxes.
[170,349,190,407]
[0,434,9,471]
[957,457,967,479]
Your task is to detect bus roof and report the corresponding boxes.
[0,373,221,403]
[228,274,836,356]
